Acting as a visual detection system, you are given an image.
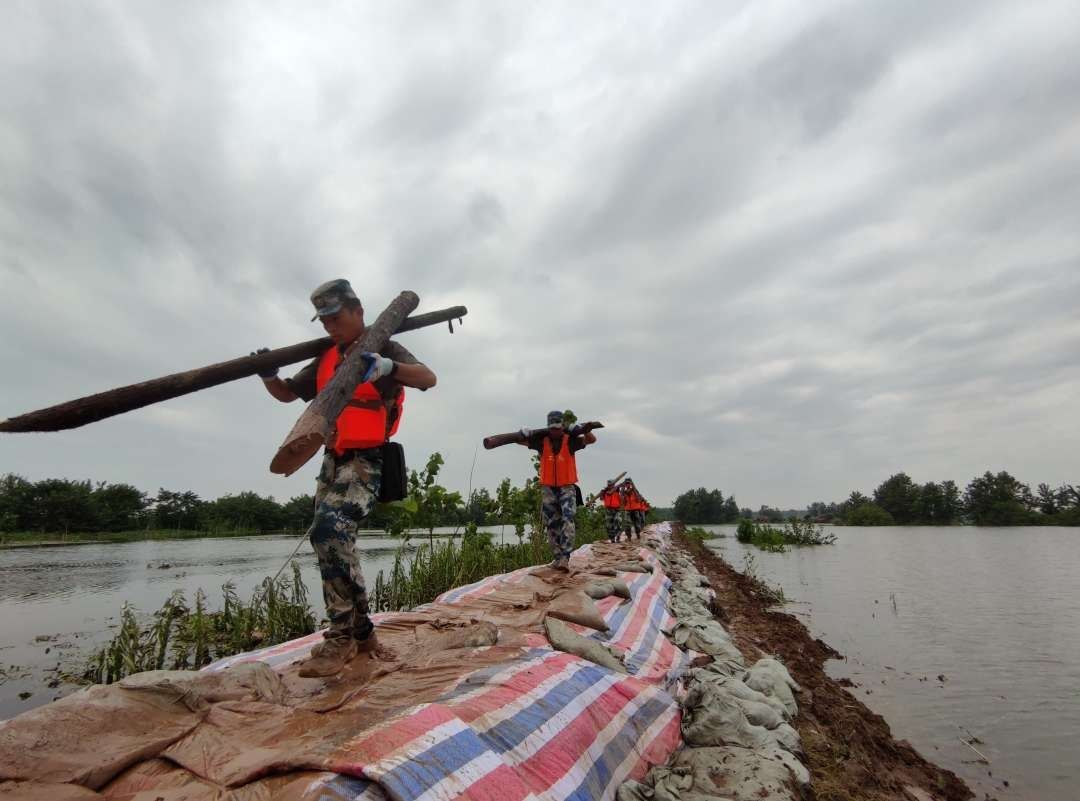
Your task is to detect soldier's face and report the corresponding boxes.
[320,306,365,345]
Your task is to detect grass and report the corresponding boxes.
[83,562,315,684]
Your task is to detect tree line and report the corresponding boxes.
[0,454,604,536]
[807,471,1079,526]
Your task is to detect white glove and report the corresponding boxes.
[360,352,395,383]
[519,427,532,438]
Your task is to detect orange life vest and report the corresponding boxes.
[316,346,403,454]
[602,488,621,509]
[539,435,578,487]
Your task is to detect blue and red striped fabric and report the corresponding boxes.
[203,530,687,801]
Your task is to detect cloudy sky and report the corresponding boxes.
[1,1,1078,510]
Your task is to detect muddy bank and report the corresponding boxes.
[676,530,976,801]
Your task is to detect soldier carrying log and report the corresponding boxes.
[599,479,624,543]
[256,279,437,677]
[622,478,650,541]
[484,412,602,571]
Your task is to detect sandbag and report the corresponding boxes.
[543,617,627,674]
[118,662,288,709]
[583,580,632,601]
[687,671,790,723]
[546,590,610,632]
[671,745,810,798]
[609,561,653,574]
[744,658,800,718]
[669,620,740,662]
[681,681,800,754]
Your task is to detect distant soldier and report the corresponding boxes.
[518,411,599,570]
[254,278,437,677]
[624,478,649,540]
[600,479,622,543]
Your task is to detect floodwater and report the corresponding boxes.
[0,526,519,720]
[702,524,1080,801]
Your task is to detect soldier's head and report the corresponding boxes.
[546,410,564,438]
[310,279,364,346]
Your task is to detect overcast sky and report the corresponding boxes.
[1,1,1078,510]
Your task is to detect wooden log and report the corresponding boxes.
[270,290,420,476]
[483,422,604,450]
[483,431,528,450]
[0,305,465,434]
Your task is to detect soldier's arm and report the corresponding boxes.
[382,342,437,391]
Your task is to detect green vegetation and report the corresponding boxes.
[84,562,315,684]
[735,518,836,552]
[81,447,611,683]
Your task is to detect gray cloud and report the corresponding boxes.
[1,1,1079,513]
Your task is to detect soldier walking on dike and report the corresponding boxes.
[624,478,649,540]
[518,411,598,570]
[600,479,623,543]
[255,279,437,677]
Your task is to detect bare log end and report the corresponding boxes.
[270,433,326,476]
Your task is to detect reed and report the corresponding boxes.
[84,562,315,683]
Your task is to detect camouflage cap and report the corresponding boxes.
[309,278,360,321]
[546,410,564,427]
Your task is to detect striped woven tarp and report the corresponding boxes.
[201,526,687,801]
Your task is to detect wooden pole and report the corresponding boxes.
[0,305,465,434]
[269,290,420,476]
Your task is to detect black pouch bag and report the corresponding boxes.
[379,441,407,502]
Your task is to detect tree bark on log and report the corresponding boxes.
[270,290,420,476]
[0,305,464,434]
[483,432,528,450]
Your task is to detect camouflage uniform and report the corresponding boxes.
[541,485,577,561]
[308,446,382,641]
[605,508,621,542]
[629,509,646,537]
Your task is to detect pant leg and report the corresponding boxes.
[307,449,382,639]
[605,509,620,541]
[556,485,577,560]
[541,485,561,558]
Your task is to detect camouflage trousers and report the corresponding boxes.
[307,447,382,641]
[629,510,646,535]
[541,485,577,561]
[605,508,622,541]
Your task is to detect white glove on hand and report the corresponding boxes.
[519,427,532,438]
[360,352,395,383]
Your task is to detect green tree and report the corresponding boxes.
[202,492,285,532]
[0,474,34,531]
[152,489,205,530]
[1036,483,1059,516]
[91,483,147,531]
[963,471,1035,526]
[282,495,315,531]
[847,503,895,526]
[27,479,97,533]
[872,473,920,525]
[673,488,729,523]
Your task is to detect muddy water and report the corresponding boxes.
[702,524,1080,801]
[0,527,518,720]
